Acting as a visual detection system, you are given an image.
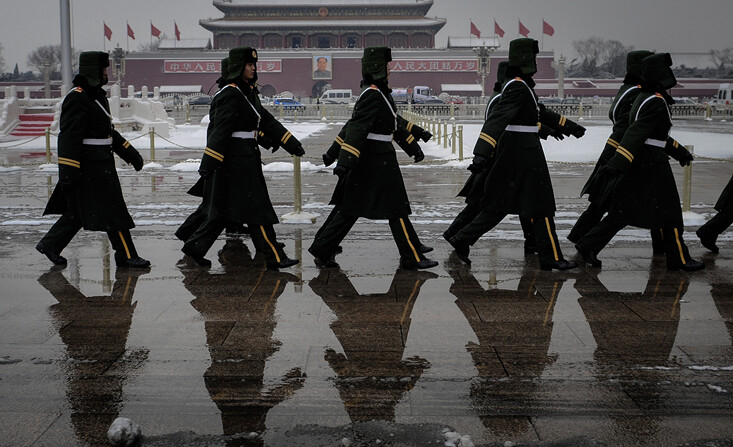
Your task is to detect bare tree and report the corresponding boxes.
[711,48,733,70]
[568,37,633,78]
[137,33,167,52]
[0,43,5,73]
[27,45,62,76]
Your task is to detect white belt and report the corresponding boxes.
[231,131,257,139]
[645,138,666,148]
[82,138,112,145]
[505,125,539,133]
[367,133,393,142]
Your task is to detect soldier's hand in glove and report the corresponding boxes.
[322,152,336,166]
[132,153,144,171]
[419,129,433,142]
[550,128,565,141]
[467,154,489,173]
[571,125,586,138]
[413,148,425,163]
[677,150,694,167]
[291,144,305,157]
[598,164,622,178]
[333,165,349,178]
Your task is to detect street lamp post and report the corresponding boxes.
[112,46,125,86]
[471,38,499,100]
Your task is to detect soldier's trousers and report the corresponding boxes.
[310,209,426,263]
[577,216,693,268]
[697,206,733,240]
[446,204,537,251]
[455,210,565,267]
[569,200,665,252]
[39,211,139,261]
[176,203,248,242]
[183,217,285,265]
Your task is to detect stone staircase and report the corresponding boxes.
[10,113,55,137]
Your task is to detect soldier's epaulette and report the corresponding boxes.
[369,85,379,90]
[654,93,664,98]
[228,83,237,87]
[71,87,83,93]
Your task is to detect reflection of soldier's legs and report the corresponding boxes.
[108,229,140,262]
[249,224,286,265]
[388,217,424,262]
[532,216,565,266]
[454,210,506,245]
[39,211,82,254]
[445,203,481,240]
[183,217,226,258]
[568,200,606,243]
[310,210,357,255]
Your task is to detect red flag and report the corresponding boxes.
[174,22,181,41]
[519,20,530,37]
[103,22,112,41]
[542,19,555,36]
[494,20,505,38]
[127,23,135,40]
[151,22,161,38]
[470,21,481,38]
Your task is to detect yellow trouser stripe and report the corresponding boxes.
[559,116,567,126]
[673,227,686,264]
[400,218,421,262]
[616,146,634,162]
[341,144,360,157]
[118,231,131,259]
[58,157,80,168]
[204,147,224,162]
[281,131,292,145]
[607,138,619,148]
[545,217,559,261]
[479,132,497,147]
[123,140,131,148]
[259,225,281,263]
[406,134,415,144]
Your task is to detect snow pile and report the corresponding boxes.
[107,417,141,447]
[443,428,474,447]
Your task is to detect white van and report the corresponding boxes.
[319,89,353,104]
[713,83,733,106]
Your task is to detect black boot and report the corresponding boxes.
[540,259,578,271]
[401,257,438,270]
[308,247,339,268]
[448,236,471,265]
[36,242,67,265]
[268,257,299,270]
[418,244,433,254]
[181,247,212,267]
[116,256,151,269]
[575,243,602,267]
[668,259,705,272]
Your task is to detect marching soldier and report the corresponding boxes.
[309,46,438,270]
[696,173,733,253]
[447,38,577,270]
[36,51,149,268]
[575,53,704,271]
[181,47,304,269]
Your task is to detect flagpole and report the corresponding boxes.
[541,19,544,50]
[126,21,129,52]
[150,21,152,48]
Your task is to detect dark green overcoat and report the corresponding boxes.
[43,86,141,231]
[714,174,733,212]
[198,79,302,225]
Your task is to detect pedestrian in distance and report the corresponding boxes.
[309,46,438,270]
[36,51,150,269]
[447,38,577,271]
[575,53,704,271]
[181,47,305,269]
[697,173,733,253]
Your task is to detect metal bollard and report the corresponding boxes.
[443,121,448,148]
[45,128,51,164]
[279,104,284,120]
[292,154,303,213]
[186,103,190,123]
[682,145,693,212]
[451,122,456,154]
[149,129,155,162]
[458,125,464,161]
[578,102,584,119]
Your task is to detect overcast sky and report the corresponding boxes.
[1,0,731,72]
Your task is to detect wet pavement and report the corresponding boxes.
[1,122,732,446]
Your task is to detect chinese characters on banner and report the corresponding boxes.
[389,59,478,72]
[164,60,283,73]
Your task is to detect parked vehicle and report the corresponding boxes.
[706,84,733,110]
[188,95,213,105]
[319,89,353,104]
[273,98,305,110]
[391,85,441,104]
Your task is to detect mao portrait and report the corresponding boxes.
[313,55,332,80]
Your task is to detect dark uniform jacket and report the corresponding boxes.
[198,77,302,224]
[714,174,733,212]
[43,80,141,231]
[474,76,557,218]
[329,84,414,219]
[606,91,686,228]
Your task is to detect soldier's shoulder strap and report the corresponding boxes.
[634,92,670,124]
[610,84,640,124]
[502,77,537,108]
